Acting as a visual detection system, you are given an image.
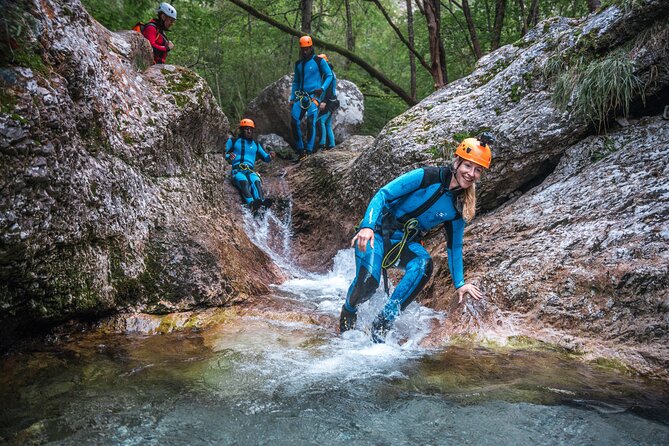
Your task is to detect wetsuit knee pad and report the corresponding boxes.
[348,266,380,308]
[398,257,434,312]
[237,180,252,199]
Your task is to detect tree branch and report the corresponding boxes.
[226,0,416,105]
[366,0,431,73]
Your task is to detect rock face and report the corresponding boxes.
[246,74,364,145]
[423,116,669,377]
[287,3,669,376]
[346,0,669,214]
[0,0,282,347]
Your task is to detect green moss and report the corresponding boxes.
[424,146,442,159]
[0,89,17,114]
[122,132,136,144]
[173,93,189,109]
[161,68,199,93]
[591,137,619,162]
[590,357,633,374]
[478,58,512,85]
[510,83,523,102]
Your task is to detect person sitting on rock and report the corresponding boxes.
[289,36,333,161]
[142,2,177,65]
[225,118,276,212]
[316,53,338,151]
[339,133,495,343]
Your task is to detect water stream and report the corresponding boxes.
[1,207,668,445]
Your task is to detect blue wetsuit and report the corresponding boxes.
[225,136,272,206]
[317,70,337,149]
[290,54,333,154]
[344,166,466,325]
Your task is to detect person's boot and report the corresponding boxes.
[370,314,392,344]
[339,305,357,333]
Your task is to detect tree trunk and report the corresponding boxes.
[369,0,431,73]
[301,0,313,34]
[490,0,506,51]
[227,0,416,105]
[516,0,528,36]
[424,0,447,88]
[461,0,483,60]
[407,0,417,100]
[587,0,601,12]
[526,0,539,30]
[345,0,355,52]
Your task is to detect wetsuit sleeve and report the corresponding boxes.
[290,62,299,102]
[318,60,333,103]
[257,142,271,163]
[359,168,426,230]
[225,138,233,163]
[142,24,168,53]
[332,74,337,97]
[444,218,466,289]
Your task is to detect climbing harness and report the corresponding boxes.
[381,218,420,270]
[236,163,260,179]
[294,90,318,110]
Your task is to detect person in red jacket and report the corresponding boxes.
[142,3,177,65]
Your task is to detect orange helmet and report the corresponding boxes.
[299,36,313,47]
[318,53,328,62]
[454,137,492,169]
[239,118,255,128]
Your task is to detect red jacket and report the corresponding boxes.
[142,19,169,64]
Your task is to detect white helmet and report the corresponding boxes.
[157,2,177,20]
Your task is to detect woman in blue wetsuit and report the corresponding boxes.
[339,134,494,342]
[225,118,275,211]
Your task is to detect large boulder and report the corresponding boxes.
[346,0,669,213]
[246,74,364,145]
[423,116,669,378]
[0,0,283,348]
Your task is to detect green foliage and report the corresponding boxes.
[0,0,48,73]
[591,137,619,162]
[80,0,595,134]
[549,51,642,130]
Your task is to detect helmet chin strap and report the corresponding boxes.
[451,158,464,191]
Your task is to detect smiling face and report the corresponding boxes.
[454,158,484,189]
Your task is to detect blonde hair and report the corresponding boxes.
[452,157,477,223]
[462,183,476,223]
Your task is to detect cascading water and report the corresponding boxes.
[1,202,669,445]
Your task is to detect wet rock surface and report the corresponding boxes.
[0,0,282,347]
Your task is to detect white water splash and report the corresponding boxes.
[238,200,446,387]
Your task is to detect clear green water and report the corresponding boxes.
[1,305,668,446]
[2,218,668,445]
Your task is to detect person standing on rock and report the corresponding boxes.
[141,2,177,65]
[316,54,338,151]
[225,119,276,213]
[289,36,333,161]
[339,134,495,343]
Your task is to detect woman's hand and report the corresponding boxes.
[351,228,374,253]
[456,282,482,303]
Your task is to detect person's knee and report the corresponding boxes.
[349,266,380,307]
